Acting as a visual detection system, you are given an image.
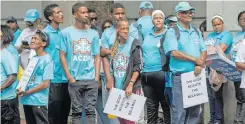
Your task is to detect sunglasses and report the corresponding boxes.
[104,26,111,30]
[180,10,195,15]
[90,17,97,21]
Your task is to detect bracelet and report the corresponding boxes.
[129,80,135,84]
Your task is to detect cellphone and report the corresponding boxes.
[22,41,29,46]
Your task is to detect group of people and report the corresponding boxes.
[1,1,245,124]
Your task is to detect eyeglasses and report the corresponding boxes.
[90,17,97,21]
[180,10,195,15]
[104,26,111,30]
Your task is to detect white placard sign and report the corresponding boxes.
[16,57,39,91]
[103,88,146,122]
[181,69,209,108]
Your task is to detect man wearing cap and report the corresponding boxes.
[136,1,154,41]
[6,16,22,46]
[15,9,40,69]
[165,15,178,29]
[164,2,207,124]
[15,9,40,49]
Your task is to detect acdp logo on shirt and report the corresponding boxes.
[114,53,128,78]
[73,38,91,62]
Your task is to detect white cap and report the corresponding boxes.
[152,10,165,20]
[212,15,224,22]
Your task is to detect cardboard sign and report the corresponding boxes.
[181,69,209,108]
[103,88,146,122]
[16,57,39,91]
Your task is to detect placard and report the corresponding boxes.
[181,69,209,108]
[103,88,146,122]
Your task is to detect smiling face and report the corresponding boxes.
[212,18,224,33]
[177,10,195,24]
[30,34,47,50]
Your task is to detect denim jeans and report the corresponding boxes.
[234,81,245,124]
[68,80,98,124]
[171,75,201,124]
[96,74,119,124]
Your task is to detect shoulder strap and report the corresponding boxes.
[173,26,180,41]
[193,27,200,38]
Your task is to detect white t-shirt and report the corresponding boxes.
[15,28,37,48]
[235,39,245,88]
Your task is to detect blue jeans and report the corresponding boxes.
[171,75,201,124]
[96,73,119,124]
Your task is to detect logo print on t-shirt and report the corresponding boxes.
[73,38,91,61]
[114,53,128,78]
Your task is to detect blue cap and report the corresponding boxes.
[24,9,40,22]
[139,1,153,10]
[165,16,178,24]
[175,2,195,13]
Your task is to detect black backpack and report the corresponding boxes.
[159,26,200,71]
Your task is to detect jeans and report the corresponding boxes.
[171,75,200,124]
[48,83,71,124]
[234,81,245,124]
[68,80,98,124]
[95,73,119,124]
[207,80,224,123]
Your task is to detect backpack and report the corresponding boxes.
[159,26,200,71]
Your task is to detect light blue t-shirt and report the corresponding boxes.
[231,31,245,62]
[142,28,166,72]
[137,16,154,39]
[57,26,100,81]
[7,44,20,65]
[113,39,134,89]
[164,23,206,73]
[101,25,138,50]
[0,48,18,100]
[11,28,22,46]
[207,30,233,55]
[20,54,54,106]
[44,25,66,83]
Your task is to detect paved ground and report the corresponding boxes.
[20,82,237,124]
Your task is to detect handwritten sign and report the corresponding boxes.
[103,88,146,122]
[16,57,39,91]
[206,52,242,82]
[181,69,209,108]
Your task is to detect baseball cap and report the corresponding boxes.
[24,9,40,22]
[175,2,195,13]
[165,16,178,24]
[139,1,153,10]
[6,16,17,23]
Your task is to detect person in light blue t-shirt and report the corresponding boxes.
[205,15,233,124]
[43,4,71,124]
[17,30,53,124]
[6,16,22,46]
[136,1,154,40]
[1,25,20,124]
[164,2,207,124]
[141,10,171,124]
[110,18,143,124]
[230,11,245,124]
[57,3,100,124]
